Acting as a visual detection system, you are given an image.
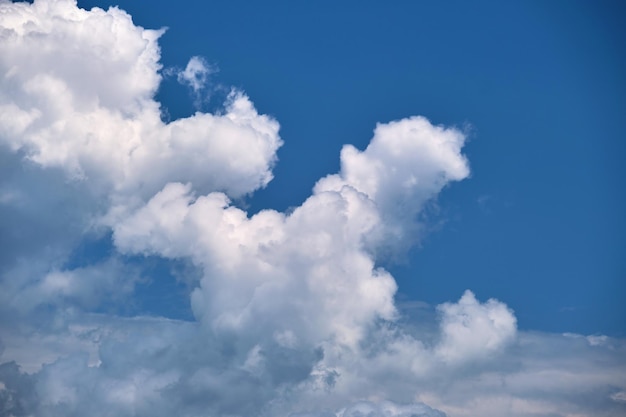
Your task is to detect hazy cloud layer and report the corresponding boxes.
[0,1,624,417]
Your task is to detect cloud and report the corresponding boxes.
[108,113,470,363]
[293,401,446,417]
[418,332,626,417]
[0,0,281,323]
[436,290,516,364]
[0,1,624,417]
[0,0,281,203]
[314,116,469,252]
[176,56,217,108]
[178,56,214,93]
[2,258,139,317]
[1,310,625,417]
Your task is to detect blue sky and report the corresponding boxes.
[82,0,625,335]
[0,1,625,416]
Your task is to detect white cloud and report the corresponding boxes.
[314,116,469,251]
[416,331,626,417]
[177,56,215,96]
[315,117,469,202]
[0,0,282,323]
[113,181,398,349]
[0,2,624,417]
[109,104,470,356]
[436,290,517,364]
[0,0,282,204]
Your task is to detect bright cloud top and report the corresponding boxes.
[0,0,281,203]
[0,1,624,417]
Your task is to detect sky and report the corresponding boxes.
[0,1,624,417]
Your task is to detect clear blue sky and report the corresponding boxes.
[78,0,625,336]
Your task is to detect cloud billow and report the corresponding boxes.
[0,1,624,417]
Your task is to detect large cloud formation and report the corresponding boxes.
[0,1,624,417]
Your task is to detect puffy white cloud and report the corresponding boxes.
[113,181,398,350]
[0,2,624,417]
[110,100,470,356]
[314,116,469,250]
[436,290,517,364]
[0,0,281,322]
[315,117,469,204]
[0,0,282,204]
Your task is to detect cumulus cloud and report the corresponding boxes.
[0,0,281,203]
[436,290,517,364]
[0,1,624,417]
[314,116,469,251]
[0,0,281,325]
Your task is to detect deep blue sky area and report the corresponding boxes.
[77,0,625,336]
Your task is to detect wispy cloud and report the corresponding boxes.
[176,56,218,109]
